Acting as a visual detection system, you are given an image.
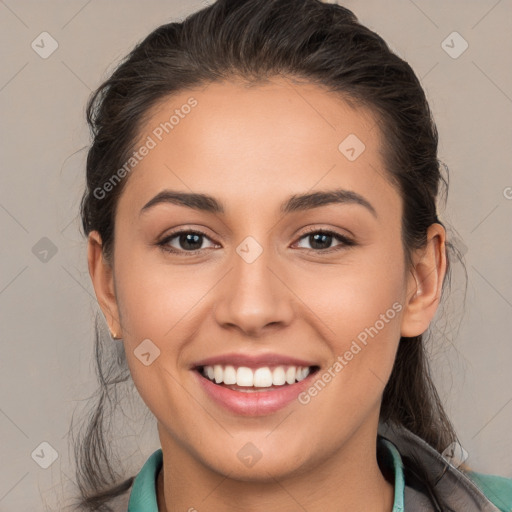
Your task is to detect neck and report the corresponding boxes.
[156,423,395,512]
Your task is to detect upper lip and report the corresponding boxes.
[191,352,318,370]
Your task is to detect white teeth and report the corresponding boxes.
[253,367,273,387]
[213,365,223,384]
[272,367,286,385]
[201,364,313,387]
[299,366,311,380]
[236,367,253,387]
[285,366,296,385]
[223,365,237,385]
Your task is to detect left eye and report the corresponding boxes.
[294,229,355,252]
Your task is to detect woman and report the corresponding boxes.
[73,0,512,510]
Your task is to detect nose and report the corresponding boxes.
[213,241,294,337]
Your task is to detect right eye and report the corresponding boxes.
[157,229,219,255]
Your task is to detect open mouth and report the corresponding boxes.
[196,364,321,392]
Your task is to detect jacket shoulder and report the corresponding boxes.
[465,470,512,512]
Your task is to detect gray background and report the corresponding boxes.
[1,0,511,509]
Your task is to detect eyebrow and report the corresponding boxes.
[139,188,378,218]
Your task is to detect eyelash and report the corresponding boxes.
[157,226,356,256]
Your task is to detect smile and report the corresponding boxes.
[193,363,320,416]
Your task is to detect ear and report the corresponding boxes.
[400,223,447,338]
[87,231,122,338]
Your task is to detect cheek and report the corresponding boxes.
[297,244,405,347]
[112,250,200,429]
[295,246,405,406]
[113,246,211,342]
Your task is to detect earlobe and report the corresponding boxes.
[87,231,122,339]
[400,223,446,338]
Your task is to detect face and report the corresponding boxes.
[88,77,444,482]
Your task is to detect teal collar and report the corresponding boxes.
[127,437,405,511]
[380,438,406,512]
[127,448,163,511]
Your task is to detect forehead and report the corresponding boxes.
[117,77,399,221]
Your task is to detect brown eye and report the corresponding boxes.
[295,229,356,253]
[158,230,218,254]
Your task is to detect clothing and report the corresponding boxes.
[114,423,512,511]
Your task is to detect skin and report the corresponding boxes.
[88,77,446,512]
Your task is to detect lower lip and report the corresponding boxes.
[194,369,317,416]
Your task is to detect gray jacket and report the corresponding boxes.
[378,422,509,511]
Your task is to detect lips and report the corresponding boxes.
[191,352,320,416]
